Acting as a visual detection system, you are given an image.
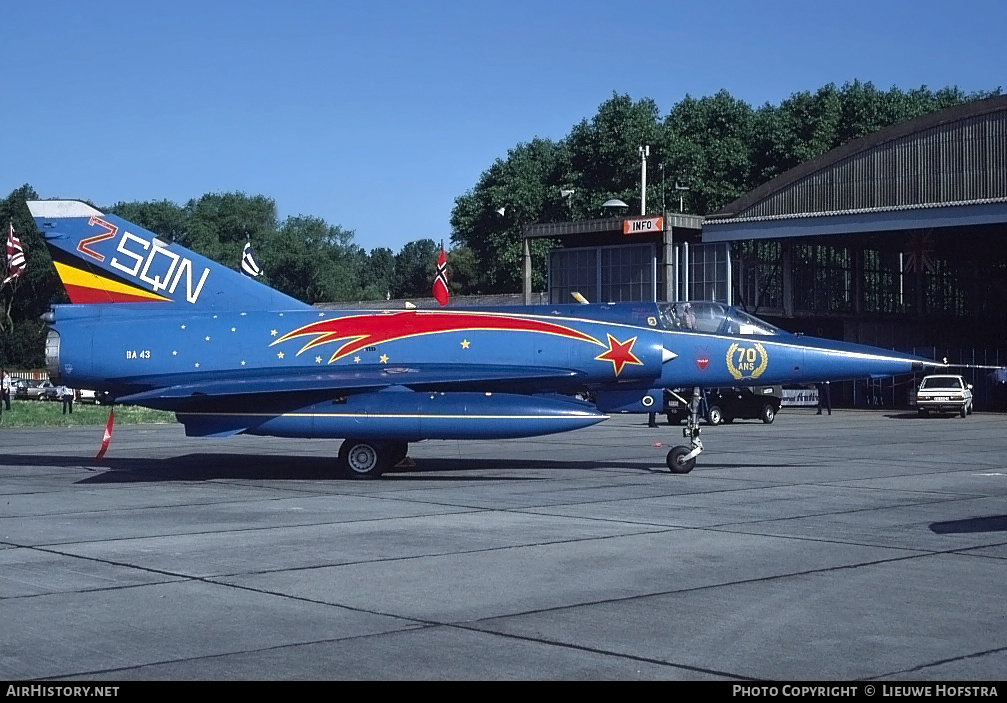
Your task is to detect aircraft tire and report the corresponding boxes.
[706,406,724,426]
[338,439,388,479]
[666,446,696,474]
[760,404,776,424]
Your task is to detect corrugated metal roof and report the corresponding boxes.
[707,196,1007,226]
[708,94,1007,224]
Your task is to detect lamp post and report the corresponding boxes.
[639,145,649,215]
[675,182,690,213]
[560,189,574,216]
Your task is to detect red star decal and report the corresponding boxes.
[595,334,643,376]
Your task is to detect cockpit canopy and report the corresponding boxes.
[658,301,785,336]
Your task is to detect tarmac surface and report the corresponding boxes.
[1,408,1006,681]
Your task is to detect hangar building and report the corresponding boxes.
[523,94,1007,408]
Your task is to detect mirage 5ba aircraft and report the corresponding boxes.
[28,200,941,477]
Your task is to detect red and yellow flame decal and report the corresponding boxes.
[274,310,605,364]
[275,310,650,377]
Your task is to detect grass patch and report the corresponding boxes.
[0,401,175,428]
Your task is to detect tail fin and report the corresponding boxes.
[27,200,308,310]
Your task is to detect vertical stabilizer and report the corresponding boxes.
[27,200,308,310]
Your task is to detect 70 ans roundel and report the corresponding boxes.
[726,342,768,380]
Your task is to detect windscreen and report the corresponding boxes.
[658,302,784,336]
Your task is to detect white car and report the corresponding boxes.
[916,374,973,417]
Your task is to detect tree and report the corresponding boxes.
[751,84,843,183]
[1,185,59,368]
[444,244,479,297]
[393,239,440,298]
[268,215,363,303]
[451,137,568,292]
[362,247,396,300]
[108,200,188,243]
[661,90,757,215]
[566,93,663,216]
[182,192,279,267]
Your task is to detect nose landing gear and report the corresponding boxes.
[666,386,704,473]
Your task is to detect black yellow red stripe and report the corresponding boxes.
[51,259,170,304]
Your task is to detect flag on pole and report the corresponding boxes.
[903,232,935,274]
[241,240,262,277]
[3,221,25,285]
[95,408,115,462]
[432,246,449,306]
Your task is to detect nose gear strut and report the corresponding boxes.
[666,386,704,473]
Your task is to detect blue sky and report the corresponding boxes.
[3,0,1004,252]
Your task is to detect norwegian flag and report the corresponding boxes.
[3,221,25,285]
[432,246,449,306]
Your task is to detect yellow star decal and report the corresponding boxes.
[270,329,278,336]
[379,354,389,363]
[315,356,322,364]
[353,356,361,363]
[461,339,470,349]
[277,351,285,359]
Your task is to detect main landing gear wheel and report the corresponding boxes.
[666,445,696,474]
[337,439,389,479]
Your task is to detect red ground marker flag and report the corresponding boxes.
[95,408,114,462]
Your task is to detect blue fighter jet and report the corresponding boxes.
[27,200,942,477]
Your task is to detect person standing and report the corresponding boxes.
[816,381,832,415]
[1,369,10,411]
[58,384,74,415]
